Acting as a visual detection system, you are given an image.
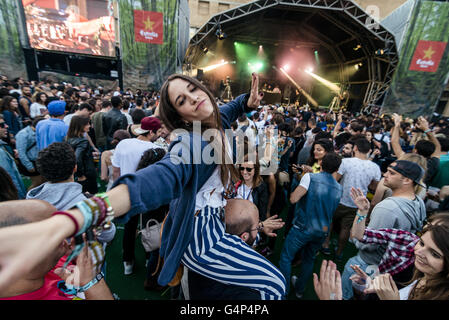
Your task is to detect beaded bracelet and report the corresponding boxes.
[85,198,101,227]
[356,211,368,224]
[52,211,79,238]
[95,193,115,231]
[91,196,107,226]
[75,201,94,236]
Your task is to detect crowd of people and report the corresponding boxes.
[0,73,448,301]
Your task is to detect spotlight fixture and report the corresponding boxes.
[375,49,385,55]
[353,44,362,51]
[202,46,209,53]
[215,26,226,40]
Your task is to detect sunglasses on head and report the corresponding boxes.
[239,166,254,172]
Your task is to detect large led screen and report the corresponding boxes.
[22,0,116,57]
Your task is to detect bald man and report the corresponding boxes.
[225,198,260,246]
[181,199,284,300]
[0,200,113,300]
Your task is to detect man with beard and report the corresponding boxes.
[180,199,285,300]
[340,141,354,158]
[19,85,33,122]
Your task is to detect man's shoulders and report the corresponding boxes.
[374,197,402,213]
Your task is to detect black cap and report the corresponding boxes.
[389,160,425,188]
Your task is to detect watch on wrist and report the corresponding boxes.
[77,272,104,293]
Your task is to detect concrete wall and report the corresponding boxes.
[187,0,409,39]
[353,0,408,19]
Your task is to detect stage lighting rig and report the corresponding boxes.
[375,48,386,55]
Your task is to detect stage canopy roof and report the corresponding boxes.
[185,0,399,111]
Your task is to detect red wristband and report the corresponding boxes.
[52,211,79,237]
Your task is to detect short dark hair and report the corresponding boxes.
[122,99,130,111]
[78,103,93,113]
[36,142,76,183]
[414,140,436,158]
[294,126,303,135]
[131,108,146,124]
[136,148,166,171]
[32,116,45,128]
[354,137,371,154]
[312,127,322,134]
[315,130,332,141]
[136,97,143,106]
[111,96,122,108]
[101,100,112,109]
[438,137,449,152]
[351,122,365,133]
[321,152,342,174]
[278,122,293,134]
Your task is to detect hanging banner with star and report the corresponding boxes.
[381,1,449,118]
[409,40,447,73]
[133,10,164,44]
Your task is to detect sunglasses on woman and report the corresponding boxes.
[239,166,254,172]
[0,122,6,128]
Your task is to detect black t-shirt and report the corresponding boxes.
[425,157,440,185]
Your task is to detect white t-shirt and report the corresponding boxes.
[121,110,133,125]
[111,138,157,175]
[30,103,47,118]
[374,133,391,145]
[338,157,381,208]
[235,183,254,202]
[195,167,227,211]
[299,173,311,190]
[64,113,74,126]
[194,137,233,211]
[399,280,417,300]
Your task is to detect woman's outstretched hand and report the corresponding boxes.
[313,260,342,300]
[247,72,263,109]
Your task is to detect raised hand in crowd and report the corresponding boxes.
[350,187,370,213]
[392,113,402,128]
[247,72,264,109]
[260,214,285,237]
[313,260,342,300]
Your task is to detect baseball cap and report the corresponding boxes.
[389,160,425,187]
[47,100,66,116]
[134,117,161,135]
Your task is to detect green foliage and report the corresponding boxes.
[0,0,26,78]
[119,0,179,90]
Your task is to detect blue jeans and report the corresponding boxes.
[341,254,378,300]
[279,225,326,295]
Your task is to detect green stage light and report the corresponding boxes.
[248,61,264,72]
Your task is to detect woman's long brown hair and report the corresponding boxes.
[158,74,239,186]
[66,115,90,139]
[408,212,449,300]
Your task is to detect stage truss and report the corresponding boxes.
[185,0,399,113]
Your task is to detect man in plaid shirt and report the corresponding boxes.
[342,160,427,299]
